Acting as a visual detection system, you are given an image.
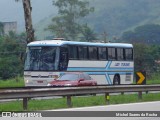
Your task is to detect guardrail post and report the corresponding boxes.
[138,91,142,100]
[105,93,110,105]
[67,95,72,108]
[23,98,28,110]
[121,92,124,95]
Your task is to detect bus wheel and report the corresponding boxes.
[113,75,120,85]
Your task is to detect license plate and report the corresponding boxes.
[37,81,43,83]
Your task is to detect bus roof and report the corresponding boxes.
[27,40,133,48]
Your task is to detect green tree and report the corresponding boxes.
[48,0,94,40]
[47,16,67,38]
[80,23,97,42]
[0,32,26,79]
[0,22,4,36]
[134,44,160,77]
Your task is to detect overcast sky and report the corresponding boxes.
[0,0,57,31]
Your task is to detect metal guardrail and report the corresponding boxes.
[0,84,160,110]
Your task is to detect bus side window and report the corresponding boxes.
[69,45,78,60]
[59,47,69,71]
[125,48,133,60]
[108,48,116,60]
[89,47,98,60]
[98,47,107,60]
[78,46,88,60]
[117,48,124,60]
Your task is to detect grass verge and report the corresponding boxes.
[0,77,24,88]
[0,93,160,111]
[147,73,160,84]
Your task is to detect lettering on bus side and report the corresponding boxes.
[121,63,130,66]
[114,63,130,67]
[115,63,120,66]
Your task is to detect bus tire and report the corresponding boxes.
[113,75,120,85]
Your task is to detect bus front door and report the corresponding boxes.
[59,47,68,71]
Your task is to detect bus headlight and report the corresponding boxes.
[25,80,29,84]
[25,80,32,84]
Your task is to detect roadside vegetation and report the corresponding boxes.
[147,73,160,84]
[0,77,24,88]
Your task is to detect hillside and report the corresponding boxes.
[34,0,160,40]
[89,0,160,36]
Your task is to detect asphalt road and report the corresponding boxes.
[49,101,160,120]
[53,101,160,111]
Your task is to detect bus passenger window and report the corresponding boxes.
[69,46,78,60]
[98,47,107,60]
[125,49,133,60]
[59,47,69,71]
[117,48,124,60]
[108,48,116,60]
[78,46,88,60]
[89,47,98,60]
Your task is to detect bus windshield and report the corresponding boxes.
[24,46,59,71]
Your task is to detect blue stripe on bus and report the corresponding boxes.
[84,72,133,75]
[106,61,112,70]
[67,67,134,71]
[62,71,134,75]
[105,74,112,84]
[67,67,105,71]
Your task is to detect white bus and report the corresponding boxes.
[24,40,134,86]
